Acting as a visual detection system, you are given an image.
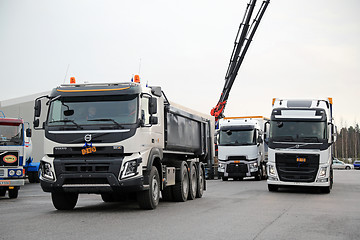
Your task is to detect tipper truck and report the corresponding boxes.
[217,116,268,181]
[33,79,214,210]
[266,98,336,193]
[0,115,38,198]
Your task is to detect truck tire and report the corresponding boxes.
[268,184,278,192]
[172,161,189,202]
[51,192,78,210]
[137,166,160,209]
[196,164,205,198]
[255,167,262,181]
[0,189,6,197]
[187,162,197,200]
[8,188,19,199]
[101,193,115,202]
[222,177,228,181]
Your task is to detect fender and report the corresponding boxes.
[143,148,163,186]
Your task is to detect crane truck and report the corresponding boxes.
[0,113,39,199]
[33,78,214,210]
[266,98,336,193]
[217,116,268,181]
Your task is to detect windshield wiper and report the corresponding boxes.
[49,119,83,129]
[300,136,320,143]
[88,118,124,129]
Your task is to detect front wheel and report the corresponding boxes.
[268,184,278,192]
[51,192,78,210]
[137,166,160,210]
[345,166,350,170]
[8,188,18,199]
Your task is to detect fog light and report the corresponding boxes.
[268,176,278,181]
[316,178,328,183]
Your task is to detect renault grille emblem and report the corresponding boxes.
[84,134,92,142]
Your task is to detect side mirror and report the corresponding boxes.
[26,128,32,137]
[149,98,157,115]
[33,119,39,128]
[149,116,158,125]
[257,136,263,144]
[34,99,41,117]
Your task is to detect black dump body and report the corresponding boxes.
[164,104,213,163]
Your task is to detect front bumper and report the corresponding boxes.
[41,174,146,193]
[0,178,25,187]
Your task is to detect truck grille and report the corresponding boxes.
[226,163,248,173]
[63,162,110,173]
[276,153,319,182]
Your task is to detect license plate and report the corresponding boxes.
[297,157,306,163]
[81,146,97,155]
[0,180,11,186]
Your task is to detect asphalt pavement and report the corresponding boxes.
[0,170,359,240]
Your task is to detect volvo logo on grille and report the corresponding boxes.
[84,134,92,142]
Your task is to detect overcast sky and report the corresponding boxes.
[0,0,359,126]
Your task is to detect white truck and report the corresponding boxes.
[217,116,268,181]
[266,98,336,193]
[33,79,214,210]
[0,116,34,198]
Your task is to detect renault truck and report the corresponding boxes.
[33,79,214,210]
[217,116,268,181]
[266,98,336,193]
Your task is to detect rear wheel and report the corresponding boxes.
[222,177,228,181]
[196,164,205,198]
[172,161,189,202]
[51,192,78,210]
[188,162,197,200]
[268,184,278,192]
[8,188,18,199]
[137,166,160,209]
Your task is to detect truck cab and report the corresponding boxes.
[266,98,336,193]
[0,117,32,198]
[217,117,268,181]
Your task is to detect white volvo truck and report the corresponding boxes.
[217,116,268,181]
[33,79,214,210]
[266,98,336,193]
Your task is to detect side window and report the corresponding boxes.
[141,97,150,125]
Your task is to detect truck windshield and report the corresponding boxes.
[0,124,23,146]
[270,121,327,142]
[47,95,138,127]
[219,129,255,146]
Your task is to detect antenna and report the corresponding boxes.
[63,64,70,83]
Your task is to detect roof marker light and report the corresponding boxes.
[134,75,140,83]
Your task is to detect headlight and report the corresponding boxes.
[319,167,327,178]
[16,170,22,176]
[41,162,54,180]
[269,165,275,175]
[121,159,139,179]
[8,170,15,176]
